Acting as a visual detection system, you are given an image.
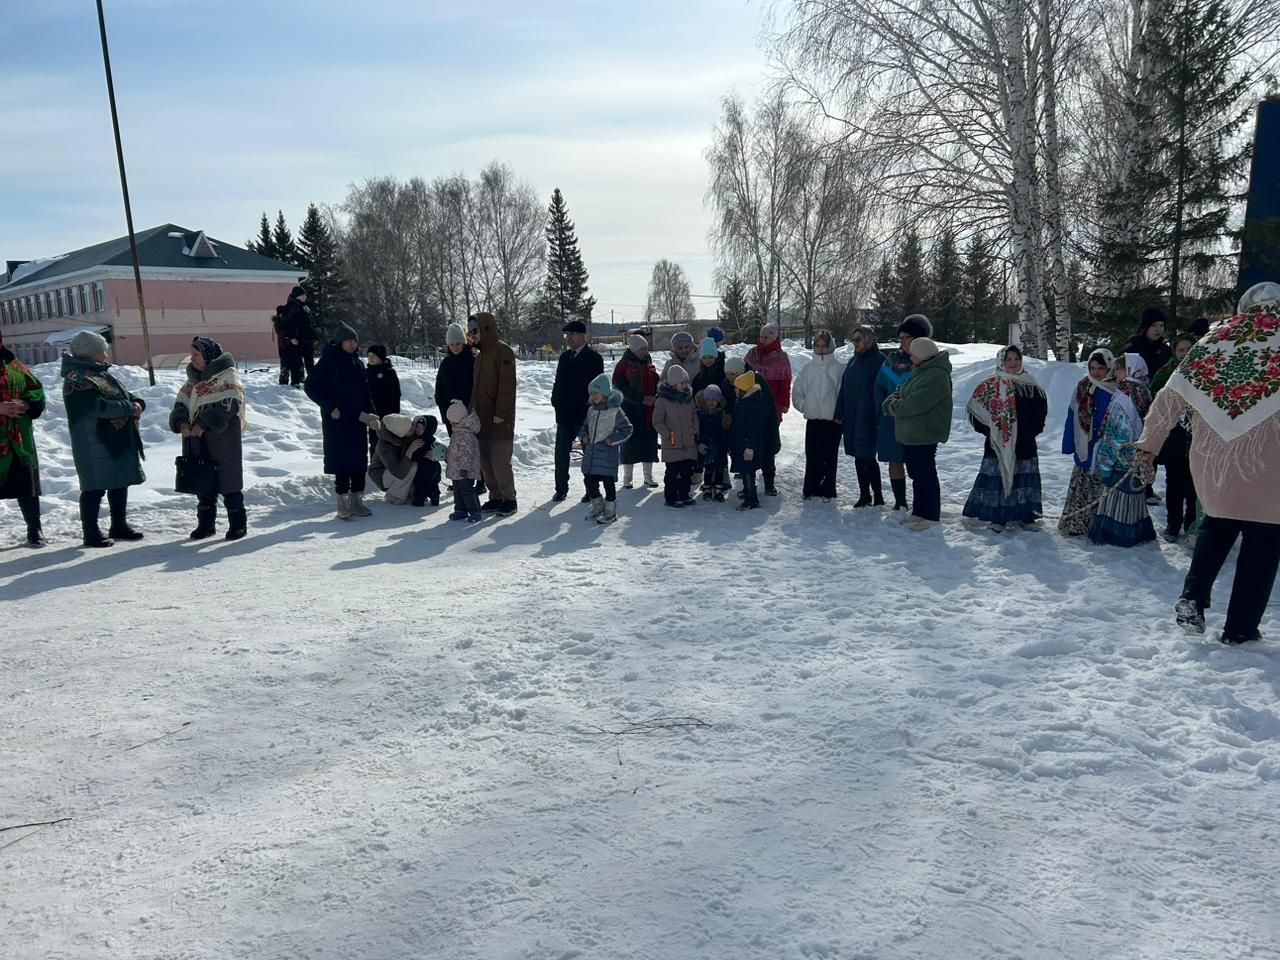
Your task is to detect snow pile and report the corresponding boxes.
[2,346,1278,960]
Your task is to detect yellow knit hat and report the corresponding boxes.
[734,372,757,394]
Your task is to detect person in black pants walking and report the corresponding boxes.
[550,320,604,502]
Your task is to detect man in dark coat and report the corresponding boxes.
[273,305,295,385]
[284,286,317,380]
[550,320,604,502]
[469,312,518,516]
[1124,307,1172,374]
[304,321,380,520]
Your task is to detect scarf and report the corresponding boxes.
[1070,348,1117,459]
[0,354,41,467]
[965,348,1046,495]
[1094,387,1143,481]
[1122,352,1149,383]
[176,355,247,431]
[1166,302,1280,442]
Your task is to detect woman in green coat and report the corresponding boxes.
[61,330,146,548]
[881,337,953,530]
[0,333,47,546]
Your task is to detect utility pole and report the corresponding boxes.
[96,0,155,385]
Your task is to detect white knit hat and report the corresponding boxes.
[628,334,647,353]
[446,323,467,346]
[382,413,413,438]
[69,330,109,358]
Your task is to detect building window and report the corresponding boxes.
[55,289,65,317]
[25,296,33,322]
[1,302,8,325]
[44,292,53,319]
[78,284,88,316]
[94,281,105,312]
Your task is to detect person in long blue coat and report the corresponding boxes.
[835,325,886,506]
[874,349,914,510]
[305,321,380,520]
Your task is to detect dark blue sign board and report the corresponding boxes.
[1238,97,1280,293]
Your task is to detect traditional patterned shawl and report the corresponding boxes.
[176,354,247,431]
[966,347,1046,495]
[1070,348,1117,458]
[0,353,42,467]
[1093,388,1143,482]
[1166,300,1280,442]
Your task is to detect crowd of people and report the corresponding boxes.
[1,284,1277,644]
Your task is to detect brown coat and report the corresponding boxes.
[469,312,517,439]
[652,384,700,462]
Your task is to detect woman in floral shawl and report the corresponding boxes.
[1088,382,1155,548]
[1059,349,1120,537]
[0,332,47,546]
[1116,353,1153,419]
[1137,282,1280,644]
[612,334,660,488]
[170,337,248,541]
[962,345,1047,531]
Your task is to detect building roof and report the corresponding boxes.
[1,224,302,291]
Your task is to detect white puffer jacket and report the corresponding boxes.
[792,353,846,421]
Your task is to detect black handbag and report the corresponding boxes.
[175,436,220,499]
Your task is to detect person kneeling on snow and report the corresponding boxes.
[579,373,633,524]
[445,400,484,523]
[369,413,439,507]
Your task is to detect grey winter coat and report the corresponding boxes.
[168,352,244,494]
[61,354,146,491]
[368,425,419,490]
[652,384,699,462]
[578,390,633,479]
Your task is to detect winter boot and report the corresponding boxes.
[81,497,113,548]
[642,462,658,488]
[349,492,373,518]
[190,505,218,540]
[19,497,45,548]
[870,468,885,507]
[621,463,635,489]
[1174,596,1205,635]
[586,497,605,522]
[107,489,143,541]
[225,507,248,541]
[852,460,872,508]
[890,477,908,511]
[336,492,353,521]
[597,500,618,524]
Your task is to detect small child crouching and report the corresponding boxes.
[579,373,633,524]
[444,400,484,523]
[731,372,770,511]
[695,384,729,501]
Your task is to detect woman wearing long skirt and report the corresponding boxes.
[1089,385,1156,547]
[1059,349,1119,537]
[962,345,1047,532]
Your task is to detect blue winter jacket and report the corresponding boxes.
[579,390,634,479]
[873,362,912,463]
[730,388,772,473]
[836,348,886,459]
[695,390,729,470]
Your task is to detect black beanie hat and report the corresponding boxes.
[1139,307,1167,333]
[334,321,358,344]
[367,343,388,361]
[291,285,307,299]
[898,314,932,339]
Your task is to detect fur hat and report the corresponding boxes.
[366,343,388,361]
[703,384,723,402]
[724,356,746,376]
[69,330,109,358]
[667,365,690,386]
[908,337,940,361]
[734,372,757,393]
[671,332,694,351]
[446,399,469,424]
[382,413,413,438]
[445,322,467,346]
[334,320,358,344]
[588,372,612,398]
[627,334,648,353]
[899,314,932,339]
[699,337,718,359]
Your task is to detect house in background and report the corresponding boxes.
[0,224,303,367]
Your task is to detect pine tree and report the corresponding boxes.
[297,203,347,332]
[540,188,596,333]
[961,232,1000,343]
[272,210,299,266]
[894,227,926,319]
[872,257,899,332]
[930,227,963,342]
[717,273,754,338]
[247,212,277,260]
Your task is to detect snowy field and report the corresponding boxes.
[2,342,1278,960]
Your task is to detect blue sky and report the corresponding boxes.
[0,0,770,326]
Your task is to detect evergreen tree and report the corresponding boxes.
[930,227,963,341]
[961,232,1000,343]
[872,256,899,332]
[247,212,277,260]
[894,227,926,319]
[717,273,755,338]
[297,203,347,331]
[540,188,596,332]
[272,210,299,266]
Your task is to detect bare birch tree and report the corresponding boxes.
[644,259,698,326]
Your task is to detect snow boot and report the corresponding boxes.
[622,464,634,489]
[586,497,605,522]
[597,500,617,524]
[870,468,885,506]
[852,460,872,507]
[642,462,658,488]
[107,490,143,541]
[19,497,45,547]
[495,499,518,517]
[336,492,353,521]
[481,498,501,512]
[466,512,484,523]
[190,505,218,540]
[1220,628,1261,645]
[448,510,468,521]
[1174,596,1205,635]
[890,477,908,511]
[225,508,248,541]
[350,492,373,518]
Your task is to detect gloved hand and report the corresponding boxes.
[359,413,381,431]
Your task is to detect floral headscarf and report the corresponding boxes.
[966,347,1046,495]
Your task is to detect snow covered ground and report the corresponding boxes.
[2,343,1278,960]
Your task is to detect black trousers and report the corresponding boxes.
[585,475,617,502]
[1182,515,1279,638]
[802,419,841,498]
[741,468,760,507]
[413,461,442,504]
[80,487,130,527]
[198,490,245,511]
[334,474,366,495]
[664,459,695,504]
[555,419,586,496]
[763,447,776,490]
[453,478,481,514]
[902,444,941,521]
[1163,435,1197,535]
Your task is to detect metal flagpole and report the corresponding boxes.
[96,0,155,385]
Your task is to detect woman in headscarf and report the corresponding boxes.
[1059,348,1120,537]
[1138,282,1280,644]
[1088,378,1155,548]
[1150,332,1199,540]
[170,337,247,541]
[0,332,47,547]
[874,347,913,511]
[962,345,1048,532]
[1116,353,1153,419]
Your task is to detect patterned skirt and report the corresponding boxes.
[962,456,1043,524]
[1058,467,1103,537]
[1090,474,1156,548]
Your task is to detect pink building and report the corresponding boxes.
[0,224,304,367]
